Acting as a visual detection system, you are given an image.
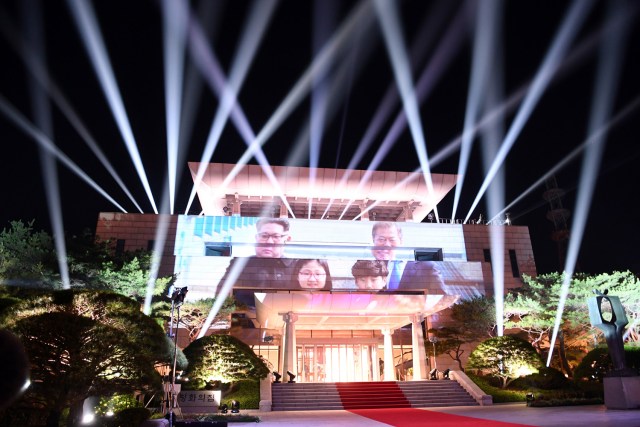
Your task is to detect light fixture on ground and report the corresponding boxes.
[526,393,535,406]
[272,371,282,383]
[442,368,451,380]
[430,368,439,380]
[219,403,228,414]
[231,400,240,413]
[286,371,296,383]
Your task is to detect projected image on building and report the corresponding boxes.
[173,215,484,299]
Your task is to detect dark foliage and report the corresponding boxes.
[573,345,640,382]
[510,367,569,390]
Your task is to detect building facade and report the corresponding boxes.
[95,163,536,382]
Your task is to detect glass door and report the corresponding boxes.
[297,344,376,382]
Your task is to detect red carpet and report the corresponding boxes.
[337,382,410,409]
[349,408,534,427]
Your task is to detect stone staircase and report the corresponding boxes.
[271,380,479,411]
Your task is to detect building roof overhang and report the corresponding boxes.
[189,163,458,222]
[254,292,459,330]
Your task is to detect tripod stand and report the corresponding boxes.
[167,286,188,427]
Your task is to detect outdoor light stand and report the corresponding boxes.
[168,287,187,427]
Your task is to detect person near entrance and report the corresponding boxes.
[370,222,444,291]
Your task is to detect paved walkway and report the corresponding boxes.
[229,403,640,427]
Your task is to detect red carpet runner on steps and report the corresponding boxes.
[336,382,410,409]
[349,408,534,427]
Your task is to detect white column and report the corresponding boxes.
[360,202,370,221]
[279,202,288,218]
[403,202,414,221]
[231,200,241,216]
[381,328,395,381]
[410,314,427,380]
[372,344,380,381]
[281,312,298,380]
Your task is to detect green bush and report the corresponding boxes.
[571,380,604,399]
[529,397,603,407]
[95,394,141,415]
[510,367,569,390]
[222,380,261,409]
[466,373,527,403]
[573,345,640,382]
[98,407,151,427]
[183,378,207,390]
[467,371,604,406]
[196,414,261,423]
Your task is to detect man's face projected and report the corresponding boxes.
[372,226,401,260]
[255,222,290,258]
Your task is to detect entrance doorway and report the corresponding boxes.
[296,344,378,382]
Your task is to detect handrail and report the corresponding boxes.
[450,370,493,406]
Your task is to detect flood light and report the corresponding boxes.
[429,368,439,380]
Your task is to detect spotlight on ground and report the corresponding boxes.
[526,392,536,406]
[231,400,240,413]
[287,371,296,383]
[81,413,95,424]
[429,368,439,380]
[219,403,228,414]
[272,371,282,383]
[442,369,451,380]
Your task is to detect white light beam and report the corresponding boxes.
[67,0,158,213]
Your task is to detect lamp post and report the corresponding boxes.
[168,286,188,427]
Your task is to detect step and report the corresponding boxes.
[271,380,479,411]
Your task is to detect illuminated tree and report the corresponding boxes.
[0,220,57,287]
[467,335,543,388]
[0,290,172,427]
[504,273,592,376]
[0,219,171,299]
[66,231,171,300]
[183,334,269,386]
[154,297,237,343]
[504,271,640,377]
[570,271,640,343]
[429,297,497,370]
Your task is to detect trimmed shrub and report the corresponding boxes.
[222,380,261,409]
[510,367,569,390]
[102,407,151,427]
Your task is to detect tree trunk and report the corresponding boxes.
[67,400,84,427]
[558,329,573,378]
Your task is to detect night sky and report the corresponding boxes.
[1,0,639,275]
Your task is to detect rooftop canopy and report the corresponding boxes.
[189,163,458,222]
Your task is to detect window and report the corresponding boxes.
[414,248,443,261]
[205,242,232,257]
[483,249,492,272]
[509,250,520,277]
[115,239,125,255]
